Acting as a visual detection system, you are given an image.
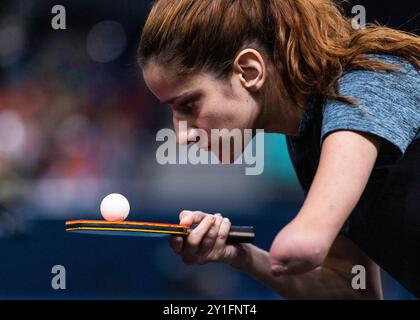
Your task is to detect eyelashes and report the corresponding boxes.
[175,100,195,115]
[165,92,201,116]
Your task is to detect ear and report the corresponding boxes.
[233,49,266,92]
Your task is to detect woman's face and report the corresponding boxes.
[143,59,262,162]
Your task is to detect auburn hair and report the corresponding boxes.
[138,0,420,108]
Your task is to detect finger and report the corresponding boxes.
[179,210,206,226]
[190,211,210,224]
[179,210,193,220]
[213,217,231,252]
[183,215,215,257]
[179,210,207,221]
[170,235,183,254]
[197,214,223,262]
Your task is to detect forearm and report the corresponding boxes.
[229,243,377,299]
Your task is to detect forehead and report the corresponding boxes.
[142,60,225,102]
[142,61,193,98]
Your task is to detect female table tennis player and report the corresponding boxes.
[138,0,420,299]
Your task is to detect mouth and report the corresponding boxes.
[195,139,211,151]
[198,144,211,151]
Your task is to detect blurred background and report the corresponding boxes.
[0,0,418,299]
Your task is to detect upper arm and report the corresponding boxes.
[270,131,381,275]
[298,130,381,246]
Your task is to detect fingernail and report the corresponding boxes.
[179,219,190,226]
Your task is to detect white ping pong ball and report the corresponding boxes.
[100,193,130,222]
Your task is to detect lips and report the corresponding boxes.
[198,144,211,151]
[196,139,210,151]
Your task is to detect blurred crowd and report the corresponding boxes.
[0,1,304,224]
[0,1,168,221]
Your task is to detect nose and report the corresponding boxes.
[187,128,201,144]
[175,120,198,145]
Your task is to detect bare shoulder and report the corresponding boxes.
[323,234,383,299]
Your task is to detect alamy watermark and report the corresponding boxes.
[155,121,265,176]
[51,5,67,30]
[51,4,367,32]
[51,265,66,290]
[352,5,367,30]
[351,265,366,290]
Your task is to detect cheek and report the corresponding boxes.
[173,118,189,144]
[196,98,240,130]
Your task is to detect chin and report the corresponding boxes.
[213,146,244,164]
[209,132,254,164]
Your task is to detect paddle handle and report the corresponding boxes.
[190,224,254,244]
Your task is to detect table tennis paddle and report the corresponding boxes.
[65,220,255,244]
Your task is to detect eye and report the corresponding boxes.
[177,101,195,114]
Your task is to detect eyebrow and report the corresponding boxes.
[161,91,197,104]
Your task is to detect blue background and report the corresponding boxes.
[0,0,417,299]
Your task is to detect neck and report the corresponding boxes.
[258,94,305,136]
